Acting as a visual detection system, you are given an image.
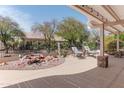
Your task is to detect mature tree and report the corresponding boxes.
[0,16,25,53]
[117,33,124,41]
[87,29,100,49]
[56,17,89,47]
[32,20,57,52]
[104,34,124,52]
[90,29,100,41]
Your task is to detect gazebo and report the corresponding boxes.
[54,35,66,56]
[70,5,124,67]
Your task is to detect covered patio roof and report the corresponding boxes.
[70,5,124,34]
[69,5,124,57]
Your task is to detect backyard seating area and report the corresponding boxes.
[71,47,85,57]
[0,45,98,70]
[84,46,100,57]
[1,5,124,88]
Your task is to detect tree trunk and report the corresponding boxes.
[2,40,9,54]
[48,38,51,53]
[5,48,9,54]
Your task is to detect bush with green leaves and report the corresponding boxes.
[0,16,25,53]
[56,17,89,47]
[87,41,97,50]
[105,34,124,53]
[32,20,57,53]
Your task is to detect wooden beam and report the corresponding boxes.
[102,5,124,28]
[91,19,124,27]
[71,5,120,33]
[102,5,120,20]
[104,27,117,34]
[72,5,107,22]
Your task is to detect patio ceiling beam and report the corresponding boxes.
[104,28,117,34]
[73,5,107,22]
[91,19,124,27]
[102,5,124,28]
[112,27,121,33]
[102,5,120,20]
[102,5,121,51]
[71,5,120,34]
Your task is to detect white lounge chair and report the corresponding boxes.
[71,47,84,57]
[84,46,100,57]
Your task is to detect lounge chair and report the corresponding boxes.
[71,47,85,57]
[84,46,100,57]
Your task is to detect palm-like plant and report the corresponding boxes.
[0,16,25,53]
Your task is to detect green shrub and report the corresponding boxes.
[61,49,68,57]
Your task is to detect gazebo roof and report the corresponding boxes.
[54,35,66,42]
[70,5,124,34]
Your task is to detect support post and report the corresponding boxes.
[100,24,104,56]
[97,24,109,68]
[57,42,61,56]
[117,32,119,51]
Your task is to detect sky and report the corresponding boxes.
[0,5,88,32]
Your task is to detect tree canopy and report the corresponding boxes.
[56,17,89,47]
[0,16,25,53]
[32,20,57,52]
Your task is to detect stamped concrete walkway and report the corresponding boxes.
[2,55,124,88]
[0,55,97,87]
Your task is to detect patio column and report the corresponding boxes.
[100,24,104,56]
[97,23,108,68]
[117,32,119,51]
[57,42,61,56]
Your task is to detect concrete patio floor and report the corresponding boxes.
[1,55,124,88]
[0,55,97,87]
